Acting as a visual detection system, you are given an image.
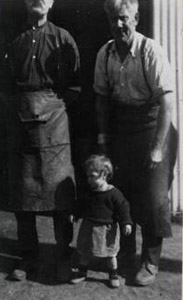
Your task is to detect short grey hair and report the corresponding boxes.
[104,0,139,16]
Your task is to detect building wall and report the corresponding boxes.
[152,0,183,214]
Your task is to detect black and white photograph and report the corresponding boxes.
[0,0,182,299]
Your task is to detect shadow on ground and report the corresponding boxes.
[0,237,57,285]
[0,236,182,288]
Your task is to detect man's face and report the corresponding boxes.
[25,0,54,17]
[108,4,138,44]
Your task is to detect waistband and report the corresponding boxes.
[111,102,159,113]
[15,85,54,93]
[109,103,160,135]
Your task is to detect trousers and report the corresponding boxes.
[120,224,162,266]
[15,210,73,260]
[110,127,173,266]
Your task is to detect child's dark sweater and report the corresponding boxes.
[77,187,133,225]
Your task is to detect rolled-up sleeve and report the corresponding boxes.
[63,32,81,92]
[145,41,173,99]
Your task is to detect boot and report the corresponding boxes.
[135,262,158,286]
[11,249,39,281]
[135,235,162,286]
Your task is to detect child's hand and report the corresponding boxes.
[123,224,132,236]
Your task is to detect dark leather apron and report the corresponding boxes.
[6,90,75,211]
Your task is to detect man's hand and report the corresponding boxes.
[123,224,132,236]
[144,93,172,171]
[144,148,163,171]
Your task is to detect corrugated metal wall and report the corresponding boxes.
[152,0,183,214]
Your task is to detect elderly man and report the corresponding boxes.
[1,0,80,281]
[94,0,173,286]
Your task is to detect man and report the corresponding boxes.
[1,0,80,281]
[94,0,173,286]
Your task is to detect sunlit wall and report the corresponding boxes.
[153,0,183,214]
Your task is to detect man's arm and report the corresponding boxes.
[148,92,172,169]
[63,88,81,107]
[95,93,109,146]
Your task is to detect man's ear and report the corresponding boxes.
[134,12,140,25]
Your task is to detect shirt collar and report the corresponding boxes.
[111,31,143,58]
[24,20,48,32]
[130,32,144,57]
[129,32,137,57]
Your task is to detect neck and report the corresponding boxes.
[115,36,133,62]
[27,14,47,27]
[115,42,130,62]
[116,41,130,53]
[117,32,135,49]
[94,182,110,192]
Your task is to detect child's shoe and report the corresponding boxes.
[109,269,120,288]
[70,265,87,284]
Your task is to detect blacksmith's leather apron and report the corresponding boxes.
[7,90,75,211]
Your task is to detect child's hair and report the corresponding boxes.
[85,154,113,181]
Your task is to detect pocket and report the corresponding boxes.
[18,112,49,123]
[18,99,53,123]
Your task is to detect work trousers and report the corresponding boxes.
[15,210,73,261]
[111,127,173,266]
[120,224,162,266]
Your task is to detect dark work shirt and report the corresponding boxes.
[77,187,133,225]
[2,21,80,94]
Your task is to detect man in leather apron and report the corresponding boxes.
[94,0,174,286]
[2,0,81,281]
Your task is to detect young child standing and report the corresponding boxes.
[70,154,132,288]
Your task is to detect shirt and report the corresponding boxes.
[3,21,80,94]
[94,31,173,106]
[77,187,133,225]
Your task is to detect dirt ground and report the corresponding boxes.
[0,211,182,300]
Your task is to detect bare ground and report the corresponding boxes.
[0,211,182,300]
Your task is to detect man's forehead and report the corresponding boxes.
[117,6,138,17]
[110,6,136,17]
[24,0,55,3]
[112,2,137,14]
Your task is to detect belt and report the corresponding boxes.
[112,103,159,114]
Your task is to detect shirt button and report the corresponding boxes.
[121,83,124,87]
[32,39,36,44]
[33,55,36,59]
[32,26,36,30]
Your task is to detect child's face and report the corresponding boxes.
[87,168,107,190]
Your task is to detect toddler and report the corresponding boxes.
[70,154,132,288]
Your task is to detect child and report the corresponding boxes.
[70,154,132,288]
